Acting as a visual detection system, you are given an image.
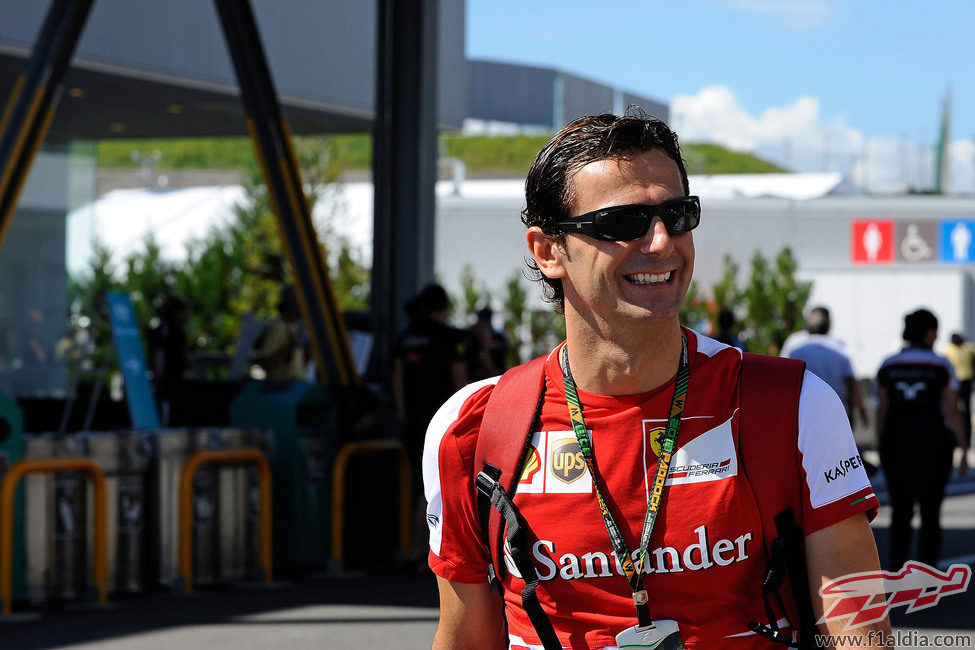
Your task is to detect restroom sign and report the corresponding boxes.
[939,220,975,263]
[852,220,894,264]
[896,221,938,263]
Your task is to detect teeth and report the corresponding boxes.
[628,272,671,285]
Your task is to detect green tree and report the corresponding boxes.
[503,271,528,367]
[460,265,481,324]
[67,241,122,383]
[528,310,566,358]
[737,247,811,354]
[711,255,741,313]
[68,139,371,380]
[679,280,710,331]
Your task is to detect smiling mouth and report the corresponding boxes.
[625,271,672,285]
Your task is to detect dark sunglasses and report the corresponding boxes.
[555,196,701,242]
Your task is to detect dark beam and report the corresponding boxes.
[371,0,439,391]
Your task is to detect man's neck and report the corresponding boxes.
[563,311,684,396]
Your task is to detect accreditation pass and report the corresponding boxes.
[615,619,684,649]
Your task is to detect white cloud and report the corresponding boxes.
[671,85,975,195]
[719,0,838,30]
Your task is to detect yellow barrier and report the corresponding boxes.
[178,448,272,594]
[331,440,411,573]
[0,457,108,616]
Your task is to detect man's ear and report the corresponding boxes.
[526,227,567,279]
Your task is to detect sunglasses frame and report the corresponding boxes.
[555,195,701,242]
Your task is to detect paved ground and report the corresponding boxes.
[4,469,975,649]
[1,570,441,649]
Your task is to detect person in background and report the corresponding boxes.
[393,283,469,471]
[251,285,305,380]
[148,296,191,425]
[393,283,468,565]
[943,332,975,445]
[466,306,510,381]
[712,306,744,350]
[876,308,969,569]
[783,306,870,430]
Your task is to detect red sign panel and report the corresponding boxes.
[852,220,894,264]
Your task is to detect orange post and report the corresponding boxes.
[0,457,108,615]
[331,440,411,573]
[178,448,272,594]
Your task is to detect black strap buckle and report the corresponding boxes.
[749,621,798,647]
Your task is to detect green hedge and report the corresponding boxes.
[97,133,783,175]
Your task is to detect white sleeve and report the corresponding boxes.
[797,370,872,509]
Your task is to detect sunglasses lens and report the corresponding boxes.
[661,199,700,234]
[593,209,650,241]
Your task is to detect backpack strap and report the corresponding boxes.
[473,354,561,649]
[739,352,818,649]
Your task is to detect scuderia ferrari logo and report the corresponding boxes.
[551,438,586,483]
[643,417,738,487]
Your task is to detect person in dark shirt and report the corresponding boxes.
[393,284,468,565]
[466,306,510,381]
[393,283,468,473]
[875,308,969,569]
[713,306,744,350]
[148,296,190,425]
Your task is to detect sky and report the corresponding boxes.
[466,0,975,194]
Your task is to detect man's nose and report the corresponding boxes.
[638,216,675,256]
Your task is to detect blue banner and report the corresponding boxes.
[106,292,160,429]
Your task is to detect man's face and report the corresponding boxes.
[553,148,694,328]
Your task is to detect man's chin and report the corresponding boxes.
[618,302,682,326]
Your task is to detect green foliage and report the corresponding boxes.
[528,310,566,358]
[715,247,811,355]
[98,137,256,169]
[98,134,783,177]
[441,135,552,176]
[503,271,528,367]
[711,255,740,310]
[66,242,121,381]
[679,280,710,331]
[682,143,784,175]
[460,265,481,323]
[70,144,371,382]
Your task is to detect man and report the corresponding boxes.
[251,285,306,380]
[782,306,870,429]
[424,112,889,648]
[394,283,469,564]
[467,306,511,381]
[394,282,469,473]
[943,332,975,445]
[876,309,969,570]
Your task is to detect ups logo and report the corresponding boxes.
[551,439,586,484]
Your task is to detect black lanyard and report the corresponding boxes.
[560,334,690,628]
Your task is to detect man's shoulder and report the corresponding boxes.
[426,377,501,446]
[687,327,743,362]
[881,346,947,367]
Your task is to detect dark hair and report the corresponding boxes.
[951,332,966,346]
[805,306,831,335]
[717,307,736,331]
[419,283,450,314]
[522,108,690,312]
[902,308,938,347]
